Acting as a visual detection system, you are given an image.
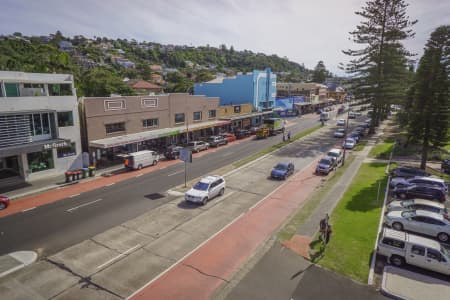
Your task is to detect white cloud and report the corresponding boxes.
[0,0,448,74]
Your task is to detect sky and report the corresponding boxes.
[1,0,449,75]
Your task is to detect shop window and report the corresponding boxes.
[27,150,54,173]
[143,118,159,128]
[30,113,52,136]
[193,111,202,121]
[57,142,76,158]
[105,122,125,134]
[57,111,74,127]
[175,113,185,124]
[208,110,216,118]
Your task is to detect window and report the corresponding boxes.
[105,122,125,134]
[104,99,126,111]
[4,83,19,97]
[143,118,159,128]
[57,111,74,127]
[27,150,54,173]
[29,113,52,137]
[381,238,405,249]
[142,98,158,108]
[427,249,442,261]
[411,245,425,256]
[48,84,73,96]
[234,106,241,113]
[57,142,76,158]
[175,113,185,124]
[193,111,202,121]
[208,110,216,118]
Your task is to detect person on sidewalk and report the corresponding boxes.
[319,214,331,244]
[287,131,291,141]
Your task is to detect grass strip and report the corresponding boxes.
[310,162,388,283]
[277,155,356,242]
[353,140,368,151]
[368,138,395,159]
[233,125,322,168]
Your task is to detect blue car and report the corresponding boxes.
[271,162,294,180]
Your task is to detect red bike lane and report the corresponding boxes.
[129,160,322,300]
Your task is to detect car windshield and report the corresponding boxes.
[345,139,354,143]
[187,142,195,146]
[337,129,345,132]
[328,152,338,158]
[441,245,450,260]
[275,164,288,170]
[320,159,331,165]
[401,200,413,207]
[401,211,415,218]
[193,181,209,191]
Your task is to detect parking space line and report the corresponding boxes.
[135,174,143,178]
[168,170,183,177]
[66,198,103,213]
[96,244,141,270]
[22,207,36,213]
[106,182,115,187]
[69,193,80,198]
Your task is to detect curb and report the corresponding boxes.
[380,266,407,300]
[0,251,38,278]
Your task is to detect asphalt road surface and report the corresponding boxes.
[0,115,325,257]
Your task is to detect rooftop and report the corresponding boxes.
[0,71,73,83]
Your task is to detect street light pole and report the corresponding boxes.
[342,109,350,166]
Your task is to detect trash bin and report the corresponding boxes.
[88,166,96,177]
[71,171,77,181]
[75,170,81,180]
[65,171,72,183]
[81,168,89,179]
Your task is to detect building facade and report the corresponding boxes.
[194,68,277,111]
[277,82,331,113]
[80,94,229,167]
[0,71,83,184]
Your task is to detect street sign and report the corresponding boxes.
[180,148,192,163]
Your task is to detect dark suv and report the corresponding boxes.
[393,185,446,203]
[207,136,228,147]
[391,166,430,178]
[235,129,251,139]
[164,146,183,160]
[442,159,450,174]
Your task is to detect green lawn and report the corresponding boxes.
[311,162,388,282]
[368,138,395,159]
[353,140,368,151]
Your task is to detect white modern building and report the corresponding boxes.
[0,71,83,185]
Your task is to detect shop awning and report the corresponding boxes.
[89,120,231,149]
[219,111,271,121]
[0,138,71,157]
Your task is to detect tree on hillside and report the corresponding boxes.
[312,60,328,83]
[80,68,135,97]
[406,25,450,169]
[343,0,416,133]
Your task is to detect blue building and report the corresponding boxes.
[194,68,276,112]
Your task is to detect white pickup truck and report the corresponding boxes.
[377,228,450,275]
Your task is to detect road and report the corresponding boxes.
[0,114,322,257]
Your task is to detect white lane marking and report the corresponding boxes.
[222,151,234,157]
[135,174,143,178]
[22,207,36,213]
[66,198,103,213]
[168,170,183,177]
[69,193,80,198]
[96,244,141,270]
[127,161,318,300]
[106,182,115,187]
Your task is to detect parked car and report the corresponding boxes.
[164,145,183,160]
[442,159,450,174]
[387,199,448,217]
[336,119,346,126]
[207,136,228,147]
[377,228,450,274]
[391,166,430,178]
[385,210,450,242]
[235,129,251,139]
[316,156,336,175]
[221,133,236,143]
[271,162,294,180]
[327,148,343,166]
[342,138,356,149]
[125,150,160,170]
[393,185,446,202]
[353,127,365,137]
[390,176,448,193]
[348,111,357,119]
[250,127,260,135]
[334,128,346,138]
[0,195,10,210]
[349,132,361,142]
[184,175,226,205]
[186,141,210,152]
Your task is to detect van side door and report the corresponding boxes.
[425,248,450,275]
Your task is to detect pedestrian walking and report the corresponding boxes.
[287,131,291,141]
[319,214,330,244]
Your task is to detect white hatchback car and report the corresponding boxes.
[385,210,450,242]
[336,119,346,126]
[185,175,226,205]
[387,199,448,216]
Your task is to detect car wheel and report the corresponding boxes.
[0,203,6,210]
[138,164,143,170]
[399,193,407,199]
[390,255,405,267]
[219,188,224,196]
[392,222,404,231]
[202,197,208,205]
[438,232,449,242]
[153,160,157,166]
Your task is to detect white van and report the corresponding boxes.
[125,150,160,170]
[320,112,330,121]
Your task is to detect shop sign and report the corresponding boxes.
[43,140,69,150]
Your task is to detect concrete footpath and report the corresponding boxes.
[218,129,388,300]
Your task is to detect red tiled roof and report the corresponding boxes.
[128,80,161,90]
